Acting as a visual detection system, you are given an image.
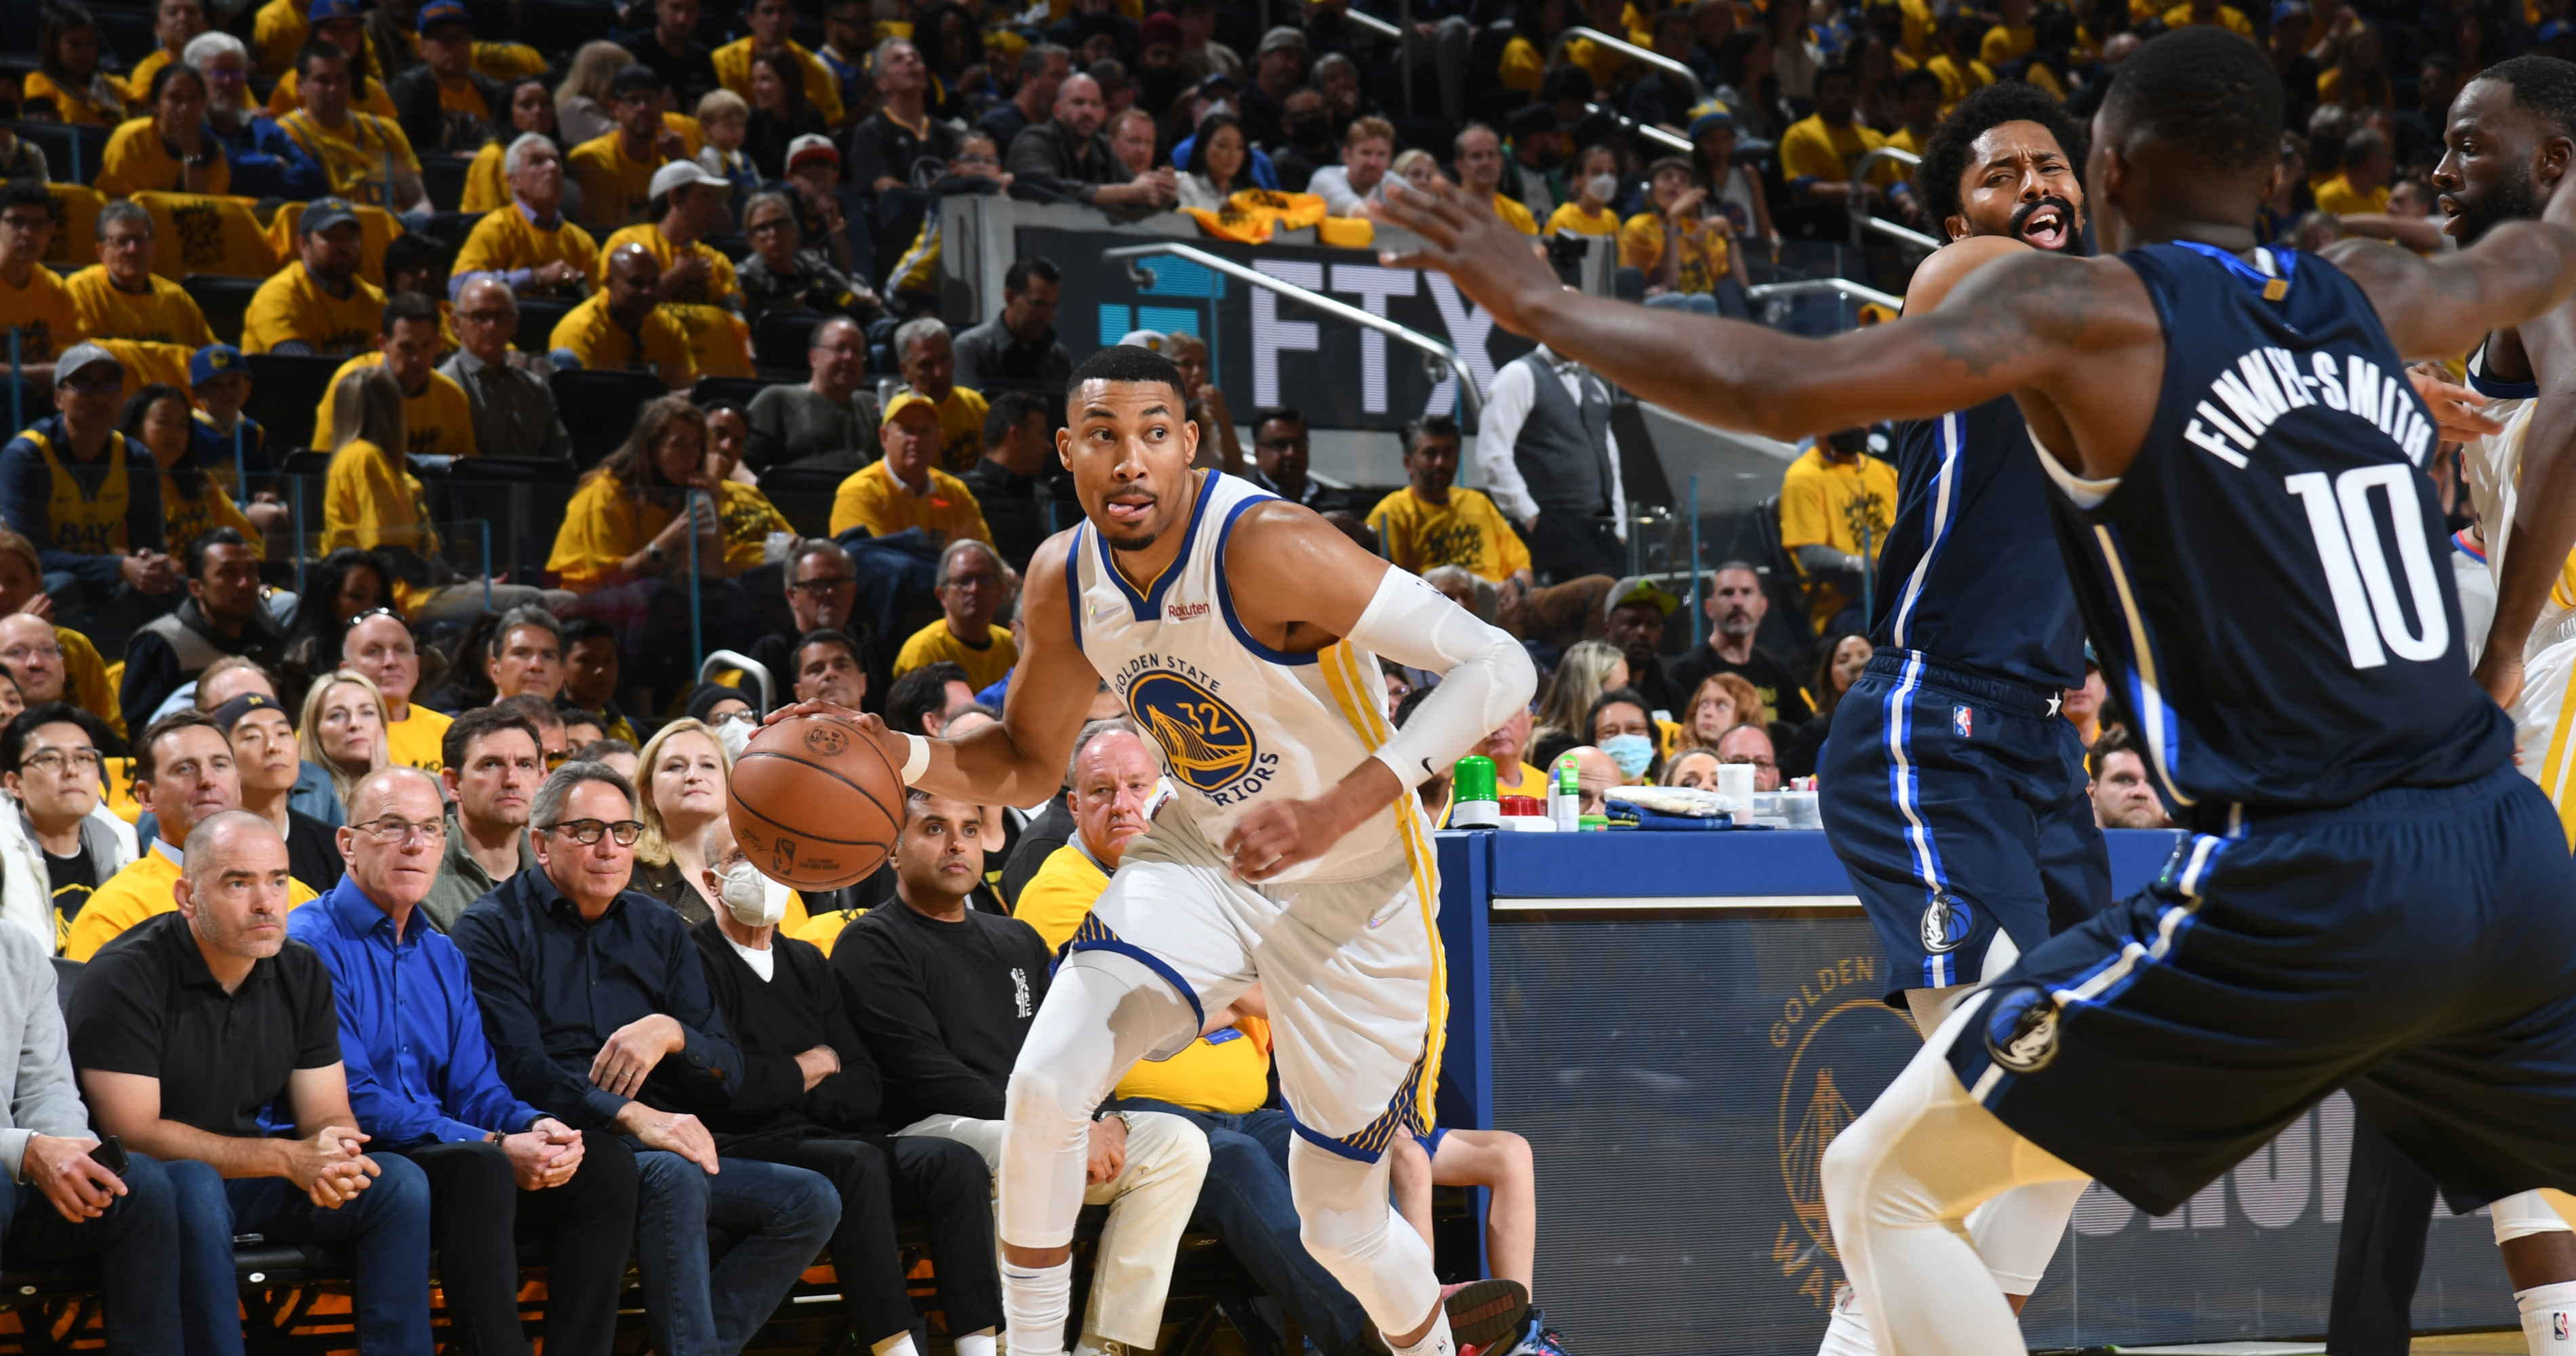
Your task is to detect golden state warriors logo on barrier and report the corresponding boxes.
[1771,956,1916,1308]
[1129,671,1257,792]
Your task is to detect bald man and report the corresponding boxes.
[548,245,697,389]
[442,276,574,461]
[744,315,881,473]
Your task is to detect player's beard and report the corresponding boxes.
[2451,174,2543,246]
[2005,194,2082,253]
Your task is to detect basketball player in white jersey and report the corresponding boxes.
[773,342,1537,1356]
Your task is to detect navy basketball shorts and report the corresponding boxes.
[1819,650,2112,1005]
[1949,764,2576,1218]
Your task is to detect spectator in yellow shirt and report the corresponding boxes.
[1542,144,1625,238]
[118,0,207,111]
[241,199,385,357]
[319,364,438,613]
[342,609,448,774]
[892,539,1016,692]
[1778,426,1898,633]
[1980,0,2037,65]
[458,77,565,214]
[63,709,319,961]
[891,318,988,474]
[1367,414,1535,598]
[546,393,734,595]
[274,37,427,212]
[94,66,231,198]
[1778,64,1914,215]
[1619,156,1744,315]
[26,6,125,127]
[0,185,87,372]
[2161,0,2255,33]
[252,0,310,78]
[1883,67,1944,155]
[567,64,688,228]
[1454,123,1540,234]
[2314,125,2393,216]
[119,384,258,561]
[830,393,991,544]
[712,0,847,126]
[453,134,599,300]
[549,243,698,387]
[68,203,218,353]
[309,296,480,461]
[598,159,752,376]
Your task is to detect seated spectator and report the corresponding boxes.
[481,607,565,703]
[1388,1128,1559,1355]
[742,49,829,178]
[122,527,283,727]
[954,258,1070,390]
[2315,125,2392,217]
[736,190,883,334]
[455,762,839,1355]
[299,669,389,816]
[1108,106,1157,178]
[243,199,386,358]
[1468,702,1548,802]
[1666,564,1810,725]
[550,244,698,388]
[883,661,974,739]
[1779,65,1907,219]
[1601,578,1685,716]
[980,43,1071,157]
[1308,115,1393,216]
[549,395,740,606]
[580,737,638,780]
[626,718,744,926]
[1714,721,1779,792]
[788,629,868,708]
[813,0,873,116]
[830,393,992,544]
[187,33,327,200]
[695,89,761,199]
[460,78,574,215]
[834,786,1210,1356]
[0,186,85,376]
[713,0,847,128]
[1178,111,1252,210]
[1662,746,1720,789]
[621,0,721,108]
[1453,123,1539,235]
[845,38,959,282]
[119,386,261,572]
[1676,671,1765,753]
[1369,415,1531,606]
[1154,331,1245,475]
[559,708,607,749]
[496,692,569,761]
[1779,631,1867,779]
[744,540,888,715]
[338,610,447,774]
[216,690,341,892]
[689,810,1003,1356]
[275,38,428,212]
[894,319,988,473]
[191,658,345,825]
[2089,725,2172,829]
[1587,686,1661,784]
[0,704,136,953]
[313,295,481,460]
[64,711,321,961]
[1622,155,1745,316]
[568,65,687,229]
[1267,87,1337,194]
[1018,71,1182,216]
[184,345,285,538]
[992,698,1117,904]
[961,389,1070,572]
[26,4,124,127]
[452,135,601,302]
[70,810,432,1349]
[1247,405,1342,511]
[1779,428,1896,635]
[277,546,385,684]
[96,65,231,199]
[894,540,1016,692]
[1545,144,1623,239]
[120,0,208,113]
[559,617,640,744]
[0,345,176,642]
[441,278,575,462]
[598,165,746,372]
[262,0,403,122]
[388,0,508,153]
[746,317,881,473]
[555,40,637,146]
[293,763,639,1351]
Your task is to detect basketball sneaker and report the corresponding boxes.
[1442,1279,1530,1351]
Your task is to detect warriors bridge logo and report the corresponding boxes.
[1128,671,1258,793]
[1771,956,1915,1309]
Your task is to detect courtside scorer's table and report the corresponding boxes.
[1429,829,2516,1356]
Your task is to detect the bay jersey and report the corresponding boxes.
[1066,469,1411,883]
[1873,397,2087,691]
[2041,242,2511,816]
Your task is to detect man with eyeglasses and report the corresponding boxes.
[66,203,218,351]
[0,182,87,378]
[894,540,1017,694]
[0,704,135,955]
[1714,721,1780,793]
[1245,407,1342,513]
[0,344,178,651]
[182,32,328,200]
[744,315,881,475]
[294,764,640,1356]
[744,540,887,717]
[121,527,286,732]
[439,277,575,464]
[64,709,319,961]
[456,761,839,1356]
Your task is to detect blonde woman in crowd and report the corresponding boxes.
[298,667,389,807]
[1529,639,1627,771]
[552,40,635,145]
[629,717,805,932]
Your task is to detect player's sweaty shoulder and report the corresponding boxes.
[1222,497,1392,636]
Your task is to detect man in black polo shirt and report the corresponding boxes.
[621,0,721,106]
[959,390,1071,573]
[68,811,435,1356]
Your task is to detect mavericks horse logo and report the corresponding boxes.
[1128,671,1258,792]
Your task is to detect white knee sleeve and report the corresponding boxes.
[1289,1138,1443,1336]
[1966,1179,2087,1296]
[2496,1189,2576,1246]
[998,955,1197,1250]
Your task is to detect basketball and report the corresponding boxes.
[727,712,906,891]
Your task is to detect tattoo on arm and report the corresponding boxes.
[1927,255,2096,378]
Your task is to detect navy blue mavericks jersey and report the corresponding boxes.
[2045,242,2513,816]
[1872,398,2089,692]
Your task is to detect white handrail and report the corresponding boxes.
[1565,25,1705,102]
[1847,145,1942,252]
[1744,276,1904,312]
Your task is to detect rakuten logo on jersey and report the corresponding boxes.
[2183,345,2433,470]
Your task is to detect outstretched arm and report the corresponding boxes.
[2477,302,2576,708]
[2325,199,2576,362]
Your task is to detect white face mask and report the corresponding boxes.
[1586,173,1618,204]
[712,713,756,761]
[719,860,786,927]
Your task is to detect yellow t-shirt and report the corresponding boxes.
[460,139,509,215]
[893,618,1018,692]
[66,267,216,349]
[24,71,123,127]
[385,704,451,772]
[1543,202,1621,238]
[1925,54,1994,111]
[1012,844,1271,1114]
[1490,193,1539,237]
[829,461,991,545]
[254,0,308,77]
[1885,125,1933,157]
[122,48,174,110]
[0,264,89,362]
[1499,35,1544,93]
[784,904,860,955]
[595,222,750,376]
[94,118,233,199]
[1617,212,1732,296]
[454,203,601,288]
[567,132,668,229]
[312,353,481,460]
[595,223,740,306]
[266,68,402,121]
[710,39,847,125]
[321,437,443,614]
[548,467,675,593]
[914,386,988,475]
[159,471,262,557]
[1366,486,1531,584]
[2314,175,2390,217]
[1778,445,1899,628]
[59,626,125,740]
[2159,1,2255,33]
[1979,22,2036,66]
[241,262,385,357]
[1779,114,1899,185]
[548,292,698,382]
[275,109,421,210]
[714,481,791,566]
[64,848,318,962]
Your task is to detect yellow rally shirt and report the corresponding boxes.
[2314,175,2391,218]
[59,626,125,740]
[275,109,421,210]
[454,204,601,290]
[254,0,308,77]
[386,704,451,772]
[160,471,262,557]
[567,132,667,229]
[1490,193,1538,237]
[1778,444,1899,629]
[1618,212,1731,297]
[66,266,216,348]
[94,118,232,199]
[242,263,385,357]
[18,427,138,557]
[596,223,740,306]
[829,461,990,545]
[549,292,698,382]
[1543,202,1620,238]
[922,386,988,475]
[312,353,480,460]
[711,39,846,125]
[1367,486,1532,584]
[65,848,318,961]
[0,264,87,361]
[1779,114,1901,186]
[322,437,443,614]
[893,618,1018,692]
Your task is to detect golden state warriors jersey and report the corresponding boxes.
[1066,470,1408,884]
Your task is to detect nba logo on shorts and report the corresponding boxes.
[1952,704,1974,738]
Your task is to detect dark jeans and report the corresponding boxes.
[2325,1112,2437,1356]
[167,1151,435,1356]
[1524,512,1624,586]
[731,1133,1001,1344]
[1109,1100,1373,1356]
[0,1150,194,1354]
[632,1150,838,1356]
[376,1136,639,1356]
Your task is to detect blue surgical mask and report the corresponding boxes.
[1602,734,1655,778]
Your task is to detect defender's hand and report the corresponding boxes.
[1369,178,1565,338]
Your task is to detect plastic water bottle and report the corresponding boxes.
[1550,752,1582,833]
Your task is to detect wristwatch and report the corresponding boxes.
[182,149,216,169]
[645,541,666,566]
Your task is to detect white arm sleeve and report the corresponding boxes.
[1343,568,1538,792]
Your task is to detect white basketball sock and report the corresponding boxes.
[1003,1258,1073,1356]
[1390,1307,1455,1356]
[2518,1280,2576,1356]
[1816,1283,1875,1356]
[871,1332,920,1356]
[956,1328,998,1356]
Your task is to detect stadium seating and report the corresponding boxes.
[9,121,110,187]
[136,193,275,279]
[180,274,264,344]
[551,368,671,469]
[752,311,822,375]
[246,353,350,454]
